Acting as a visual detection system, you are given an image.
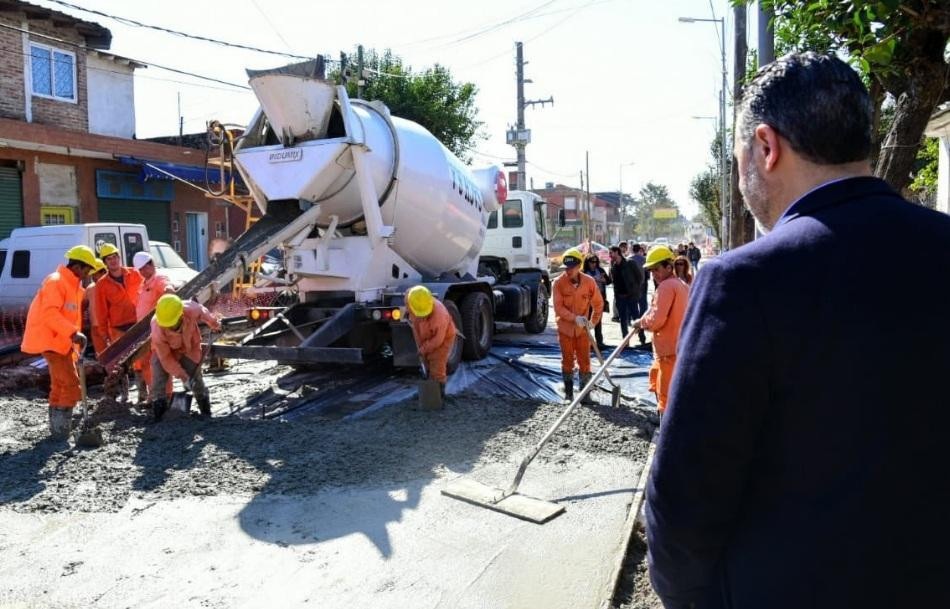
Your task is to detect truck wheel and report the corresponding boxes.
[523,283,549,334]
[444,300,464,374]
[460,292,493,361]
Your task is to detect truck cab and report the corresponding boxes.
[479,190,548,280]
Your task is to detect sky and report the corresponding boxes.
[32,0,767,219]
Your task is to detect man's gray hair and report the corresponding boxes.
[736,52,872,165]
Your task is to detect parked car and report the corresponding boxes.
[0,223,149,309]
[149,241,198,289]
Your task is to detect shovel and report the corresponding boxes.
[442,328,641,523]
[170,330,221,416]
[72,336,103,448]
[416,359,443,410]
[583,323,622,408]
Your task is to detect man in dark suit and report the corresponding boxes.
[645,52,950,609]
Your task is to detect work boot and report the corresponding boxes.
[48,407,72,440]
[561,372,574,402]
[579,373,596,405]
[152,398,168,423]
[196,396,212,418]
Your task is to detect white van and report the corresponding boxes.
[0,223,149,310]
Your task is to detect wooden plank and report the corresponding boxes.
[211,344,363,364]
[600,429,659,609]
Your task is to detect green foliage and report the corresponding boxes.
[910,137,939,204]
[335,49,484,161]
[761,0,909,78]
[632,182,687,240]
[689,167,723,245]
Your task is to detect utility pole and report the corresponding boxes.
[757,1,774,66]
[579,170,587,242]
[508,42,552,191]
[357,45,365,98]
[177,91,182,145]
[585,151,592,243]
[730,4,749,249]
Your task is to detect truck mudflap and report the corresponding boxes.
[97,200,314,373]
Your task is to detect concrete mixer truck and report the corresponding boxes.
[193,59,555,373]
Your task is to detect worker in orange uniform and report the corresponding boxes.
[21,246,97,439]
[406,285,458,397]
[150,294,221,421]
[633,246,690,415]
[83,258,108,356]
[94,243,143,351]
[553,248,604,403]
[94,243,143,399]
[132,251,173,403]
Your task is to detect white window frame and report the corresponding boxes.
[28,42,77,104]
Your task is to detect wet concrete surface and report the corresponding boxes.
[0,303,659,607]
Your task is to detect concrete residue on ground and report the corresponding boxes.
[0,321,657,607]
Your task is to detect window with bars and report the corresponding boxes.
[29,43,76,102]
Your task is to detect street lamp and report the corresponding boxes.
[618,161,635,242]
[679,13,728,250]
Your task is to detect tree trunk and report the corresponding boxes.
[868,79,885,169]
[875,30,948,192]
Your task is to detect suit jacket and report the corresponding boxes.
[645,177,950,609]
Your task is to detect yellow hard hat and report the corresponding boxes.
[561,248,584,268]
[98,242,120,259]
[155,294,184,328]
[407,285,434,317]
[643,245,675,270]
[63,245,98,269]
[91,258,106,273]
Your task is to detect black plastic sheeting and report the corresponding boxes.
[230,336,656,422]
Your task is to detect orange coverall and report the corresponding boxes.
[135,272,172,393]
[639,276,690,413]
[553,272,604,374]
[409,299,458,384]
[93,267,143,351]
[84,281,106,355]
[21,265,84,410]
[150,301,220,399]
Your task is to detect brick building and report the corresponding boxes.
[532,183,621,248]
[0,1,230,270]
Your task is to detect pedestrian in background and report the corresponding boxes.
[687,241,701,270]
[632,246,688,415]
[583,254,610,351]
[645,52,950,609]
[553,248,603,403]
[672,255,693,285]
[20,246,96,439]
[630,243,648,345]
[608,245,642,344]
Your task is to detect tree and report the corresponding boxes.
[690,168,722,245]
[633,182,686,240]
[759,0,950,192]
[336,49,484,160]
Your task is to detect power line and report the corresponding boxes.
[248,0,296,53]
[37,0,313,60]
[434,0,559,50]
[0,43,255,94]
[0,21,251,90]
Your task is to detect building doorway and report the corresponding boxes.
[185,211,208,271]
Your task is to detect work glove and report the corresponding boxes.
[575,316,589,328]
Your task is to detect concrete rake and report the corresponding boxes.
[442,328,640,524]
